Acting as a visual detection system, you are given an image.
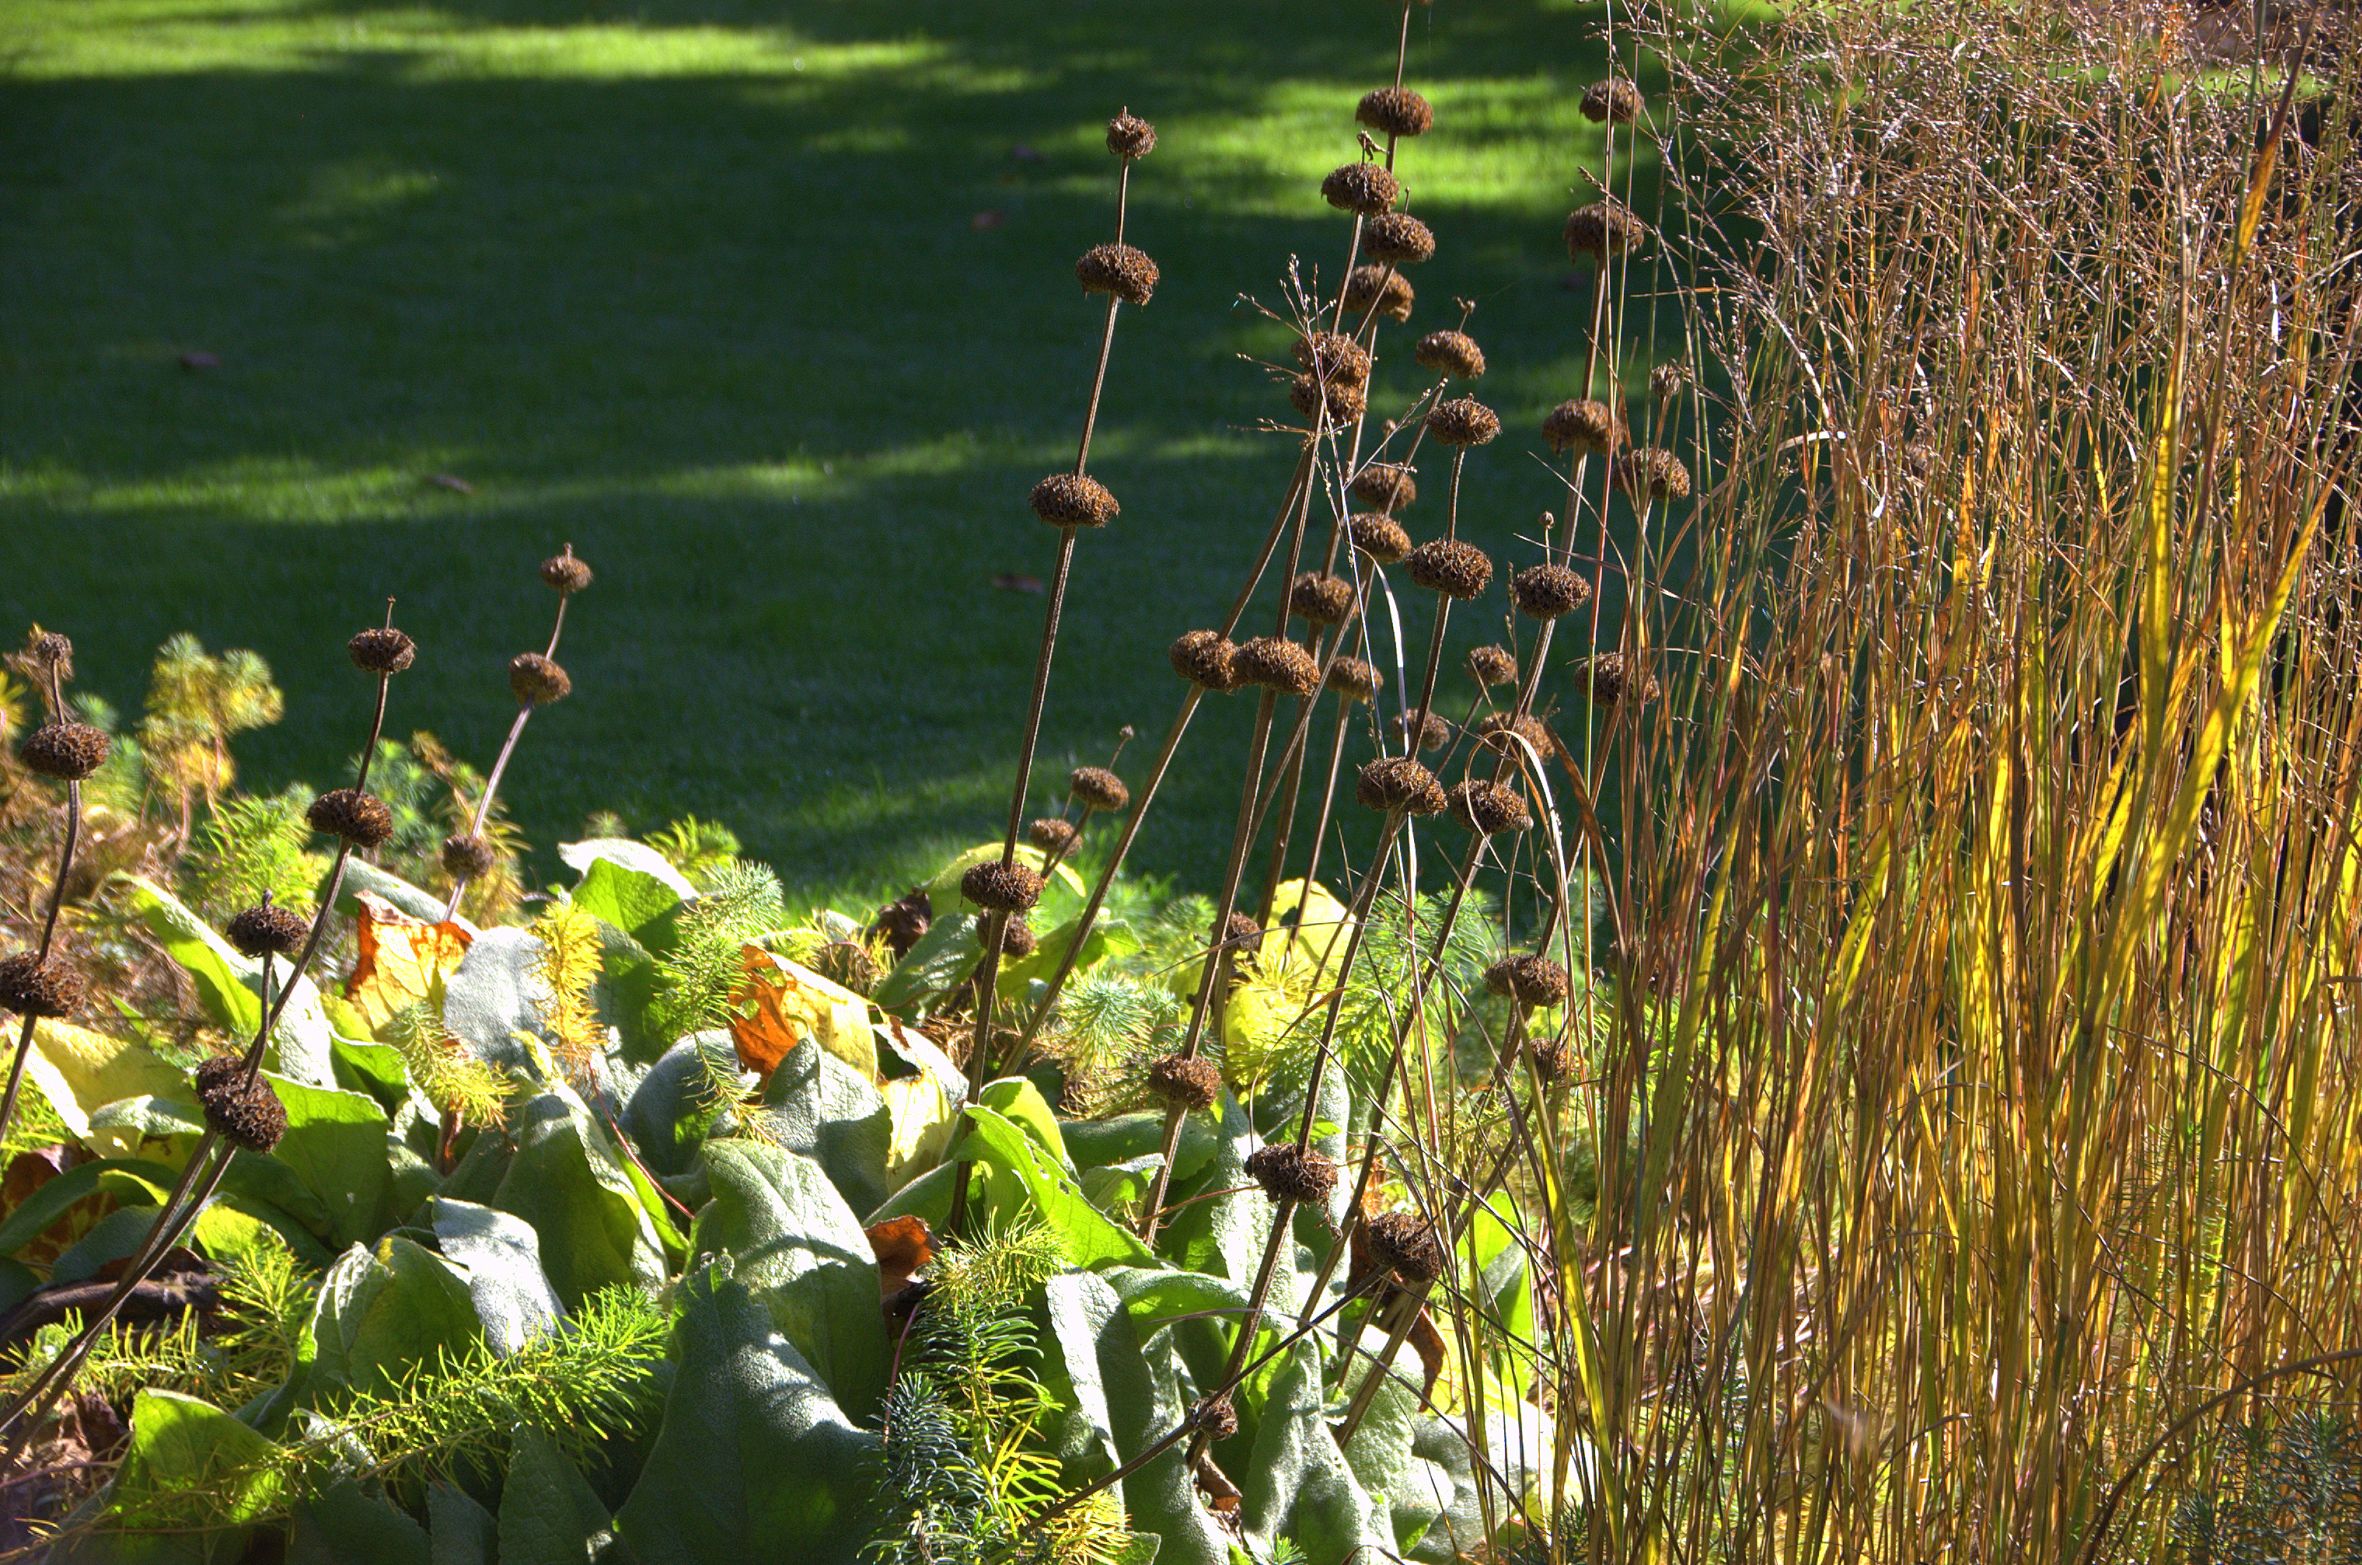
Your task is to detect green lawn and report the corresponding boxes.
[0,0,1632,913]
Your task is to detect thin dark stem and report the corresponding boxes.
[0,779,83,1149]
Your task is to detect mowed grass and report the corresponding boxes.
[0,0,1627,913]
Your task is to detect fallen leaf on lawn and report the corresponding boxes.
[990,572,1044,594]
[177,351,220,371]
[346,891,474,1033]
[1010,142,1045,163]
[425,473,475,494]
[970,209,1006,232]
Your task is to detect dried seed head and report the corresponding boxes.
[1245,1142,1339,1206]
[225,902,308,961]
[1069,765,1131,813]
[441,832,497,879]
[1414,330,1486,380]
[1001,917,1038,960]
[1394,708,1453,754]
[1288,571,1357,627]
[1344,265,1415,323]
[1146,1052,1224,1111]
[1231,636,1322,697]
[1367,1210,1446,1286]
[1542,398,1622,455]
[1350,463,1418,512]
[1448,778,1533,835]
[1325,656,1383,702]
[1649,360,1687,401]
[194,1056,286,1153]
[1511,563,1592,621]
[1530,1031,1573,1083]
[1076,241,1160,307]
[1214,910,1263,955]
[961,860,1044,915]
[812,939,880,995]
[308,787,395,849]
[1289,372,1369,427]
[27,631,73,679]
[870,887,933,961]
[1192,1392,1240,1440]
[1292,331,1372,387]
[1322,161,1400,217]
[1465,644,1518,686]
[1486,952,1571,1009]
[1615,446,1692,501]
[1565,198,1650,261]
[541,545,594,594]
[1027,817,1078,856]
[1356,755,1447,815]
[1169,629,1240,692]
[1405,538,1493,600]
[347,626,417,676]
[1346,512,1412,565]
[1362,212,1437,267]
[1106,110,1158,160]
[1031,472,1121,528]
[509,652,572,706]
[1474,710,1554,758]
[1580,77,1646,125]
[18,722,110,782]
[0,952,82,1019]
[1579,651,1660,707]
[1425,396,1500,447]
[1356,86,1434,139]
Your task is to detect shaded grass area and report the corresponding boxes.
[0,0,1634,912]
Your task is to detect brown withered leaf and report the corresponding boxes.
[865,1215,934,1297]
[727,945,806,1077]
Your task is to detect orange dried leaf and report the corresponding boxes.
[865,1215,935,1296]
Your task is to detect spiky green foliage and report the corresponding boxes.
[2173,1414,2362,1564]
[379,1000,513,1128]
[1045,972,1185,1115]
[182,787,327,922]
[647,815,744,889]
[651,859,787,1039]
[136,635,282,813]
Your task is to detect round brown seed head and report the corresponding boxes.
[18,722,110,782]
[1321,161,1400,217]
[1106,110,1157,160]
[1292,331,1372,388]
[1000,917,1038,961]
[1245,1142,1339,1206]
[1288,571,1356,627]
[1580,651,1659,707]
[811,939,881,996]
[1486,952,1572,1010]
[1425,396,1501,447]
[1325,656,1383,702]
[194,1056,286,1153]
[1145,1052,1224,1111]
[1344,265,1415,323]
[1580,77,1645,125]
[1356,755,1447,815]
[347,626,417,676]
[1076,242,1160,307]
[1542,398,1623,455]
[1027,817,1078,856]
[0,952,82,1019]
[441,832,498,879]
[1193,1392,1240,1441]
[1350,462,1418,512]
[1650,360,1687,401]
[961,860,1044,915]
[1565,199,1650,261]
[1530,1030,1573,1083]
[1231,636,1322,697]
[308,787,395,849]
[28,632,73,679]
[541,546,595,594]
[1345,512,1412,565]
[1511,563,1591,621]
[1031,472,1121,528]
[1474,710,1555,758]
[225,902,308,961]
[870,887,933,961]
[1615,446,1692,502]
[1414,330,1486,380]
[1367,1210,1447,1286]
[1448,778,1533,836]
[1394,708,1453,754]
[1069,765,1131,814]
[1465,644,1517,687]
[1215,910,1263,955]
[1362,212,1437,267]
[1289,373,1368,427]
[1405,538,1493,600]
[1356,86,1434,139]
[509,652,572,706]
[1169,630,1240,692]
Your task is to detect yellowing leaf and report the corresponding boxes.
[24,1020,188,1157]
[344,891,473,1033]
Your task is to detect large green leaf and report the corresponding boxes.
[951,1106,1154,1270]
[290,1481,430,1565]
[116,875,335,1084]
[442,928,556,1077]
[688,1139,887,1416]
[0,1157,174,1256]
[616,1274,879,1565]
[85,1389,285,1564]
[300,1237,482,1403]
[560,838,698,904]
[870,911,982,1015]
[570,854,688,953]
[499,1426,626,1565]
[758,1039,892,1217]
[21,1019,188,1158]
[620,1034,736,1176]
[264,1072,393,1249]
[1237,1343,1393,1565]
[430,1197,565,1354]
[491,1089,668,1307]
[426,1481,498,1565]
